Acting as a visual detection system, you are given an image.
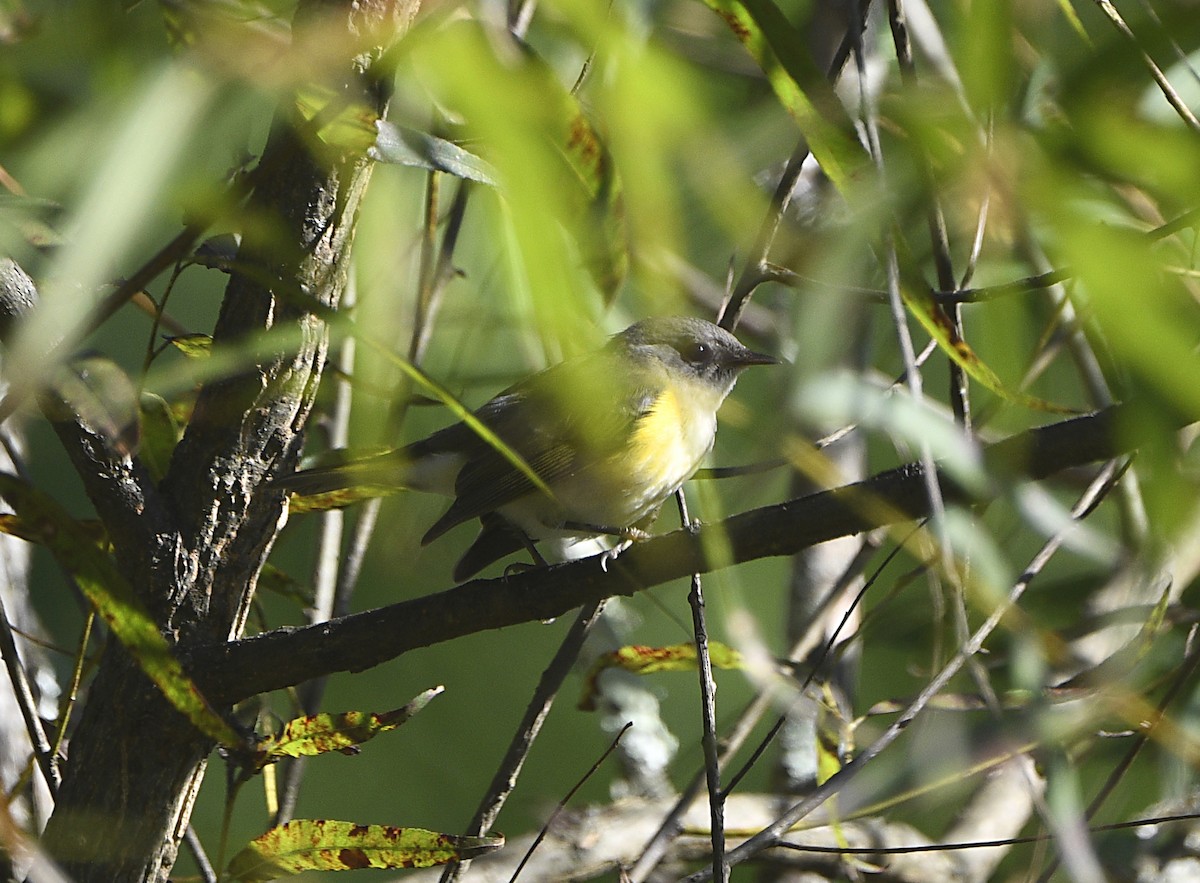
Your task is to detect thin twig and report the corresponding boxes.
[1032,613,1200,883]
[685,458,1128,880]
[507,721,631,883]
[676,490,726,882]
[1093,0,1200,133]
[628,532,893,881]
[443,600,609,883]
[721,531,910,799]
[48,610,95,786]
[0,577,57,796]
[184,824,218,883]
[717,19,868,331]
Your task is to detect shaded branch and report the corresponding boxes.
[199,400,1188,703]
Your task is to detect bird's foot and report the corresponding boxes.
[502,560,539,580]
[599,527,651,572]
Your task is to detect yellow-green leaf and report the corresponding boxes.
[698,0,867,191]
[579,642,745,710]
[295,84,379,153]
[166,333,214,359]
[253,688,443,768]
[284,483,405,514]
[225,820,503,881]
[0,474,242,748]
[0,513,108,548]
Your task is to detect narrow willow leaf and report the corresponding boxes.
[0,474,242,747]
[698,0,867,190]
[225,820,503,881]
[0,513,108,548]
[900,281,1076,413]
[285,484,404,514]
[371,120,498,185]
[416,20,628,301]
[253,687,444,768]
[579,642,745,710]
[356,335,555,501]
[257,564,314,607]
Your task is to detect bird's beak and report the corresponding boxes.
[728,346,780,367]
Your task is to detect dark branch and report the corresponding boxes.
[199,401,1186,703]
[0,259,181,619]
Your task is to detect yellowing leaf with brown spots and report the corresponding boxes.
[900,281,1076,413]
[225,820,503,881]
[579,642,745,710]
[252,688,443,769]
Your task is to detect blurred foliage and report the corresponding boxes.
[2,0,1200,878]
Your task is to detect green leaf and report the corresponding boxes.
[898,276,1076,414]
[257,564,314,607]
[697,0,867,191]
[139,392,181,481]
[356,335,555,502]
[0,474,243,748]
[371,120,498,185]
[225,820,503,881]
[0,513,108,548]
[253,687,443,768]
[579,642,745,710]
[413,20,628,301]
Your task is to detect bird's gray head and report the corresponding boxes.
[614,316,778,394]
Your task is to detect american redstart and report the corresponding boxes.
[275,316,777,580]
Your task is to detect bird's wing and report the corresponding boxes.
[420,353,656,544]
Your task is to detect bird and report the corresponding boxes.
[275,316,778,580]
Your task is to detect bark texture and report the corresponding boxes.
[32,0,413,877]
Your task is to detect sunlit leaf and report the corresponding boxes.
[285,483,404,513]
[0,513,107,548]
[412,20,627,301]
[0,474,242,747]
[225,820,503,881]
[166,333,214,359]
[900,279,1076,413]
[579,642,744,710]
[295,84,378,153]
[252,688,443,768]
[696,0,867,190]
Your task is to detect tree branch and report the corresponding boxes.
[199,401,1186,703]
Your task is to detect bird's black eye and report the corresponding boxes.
[680,341,712,364]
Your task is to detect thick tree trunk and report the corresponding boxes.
[36,0,413,878]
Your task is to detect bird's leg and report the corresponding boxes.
[501,534,548,578]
